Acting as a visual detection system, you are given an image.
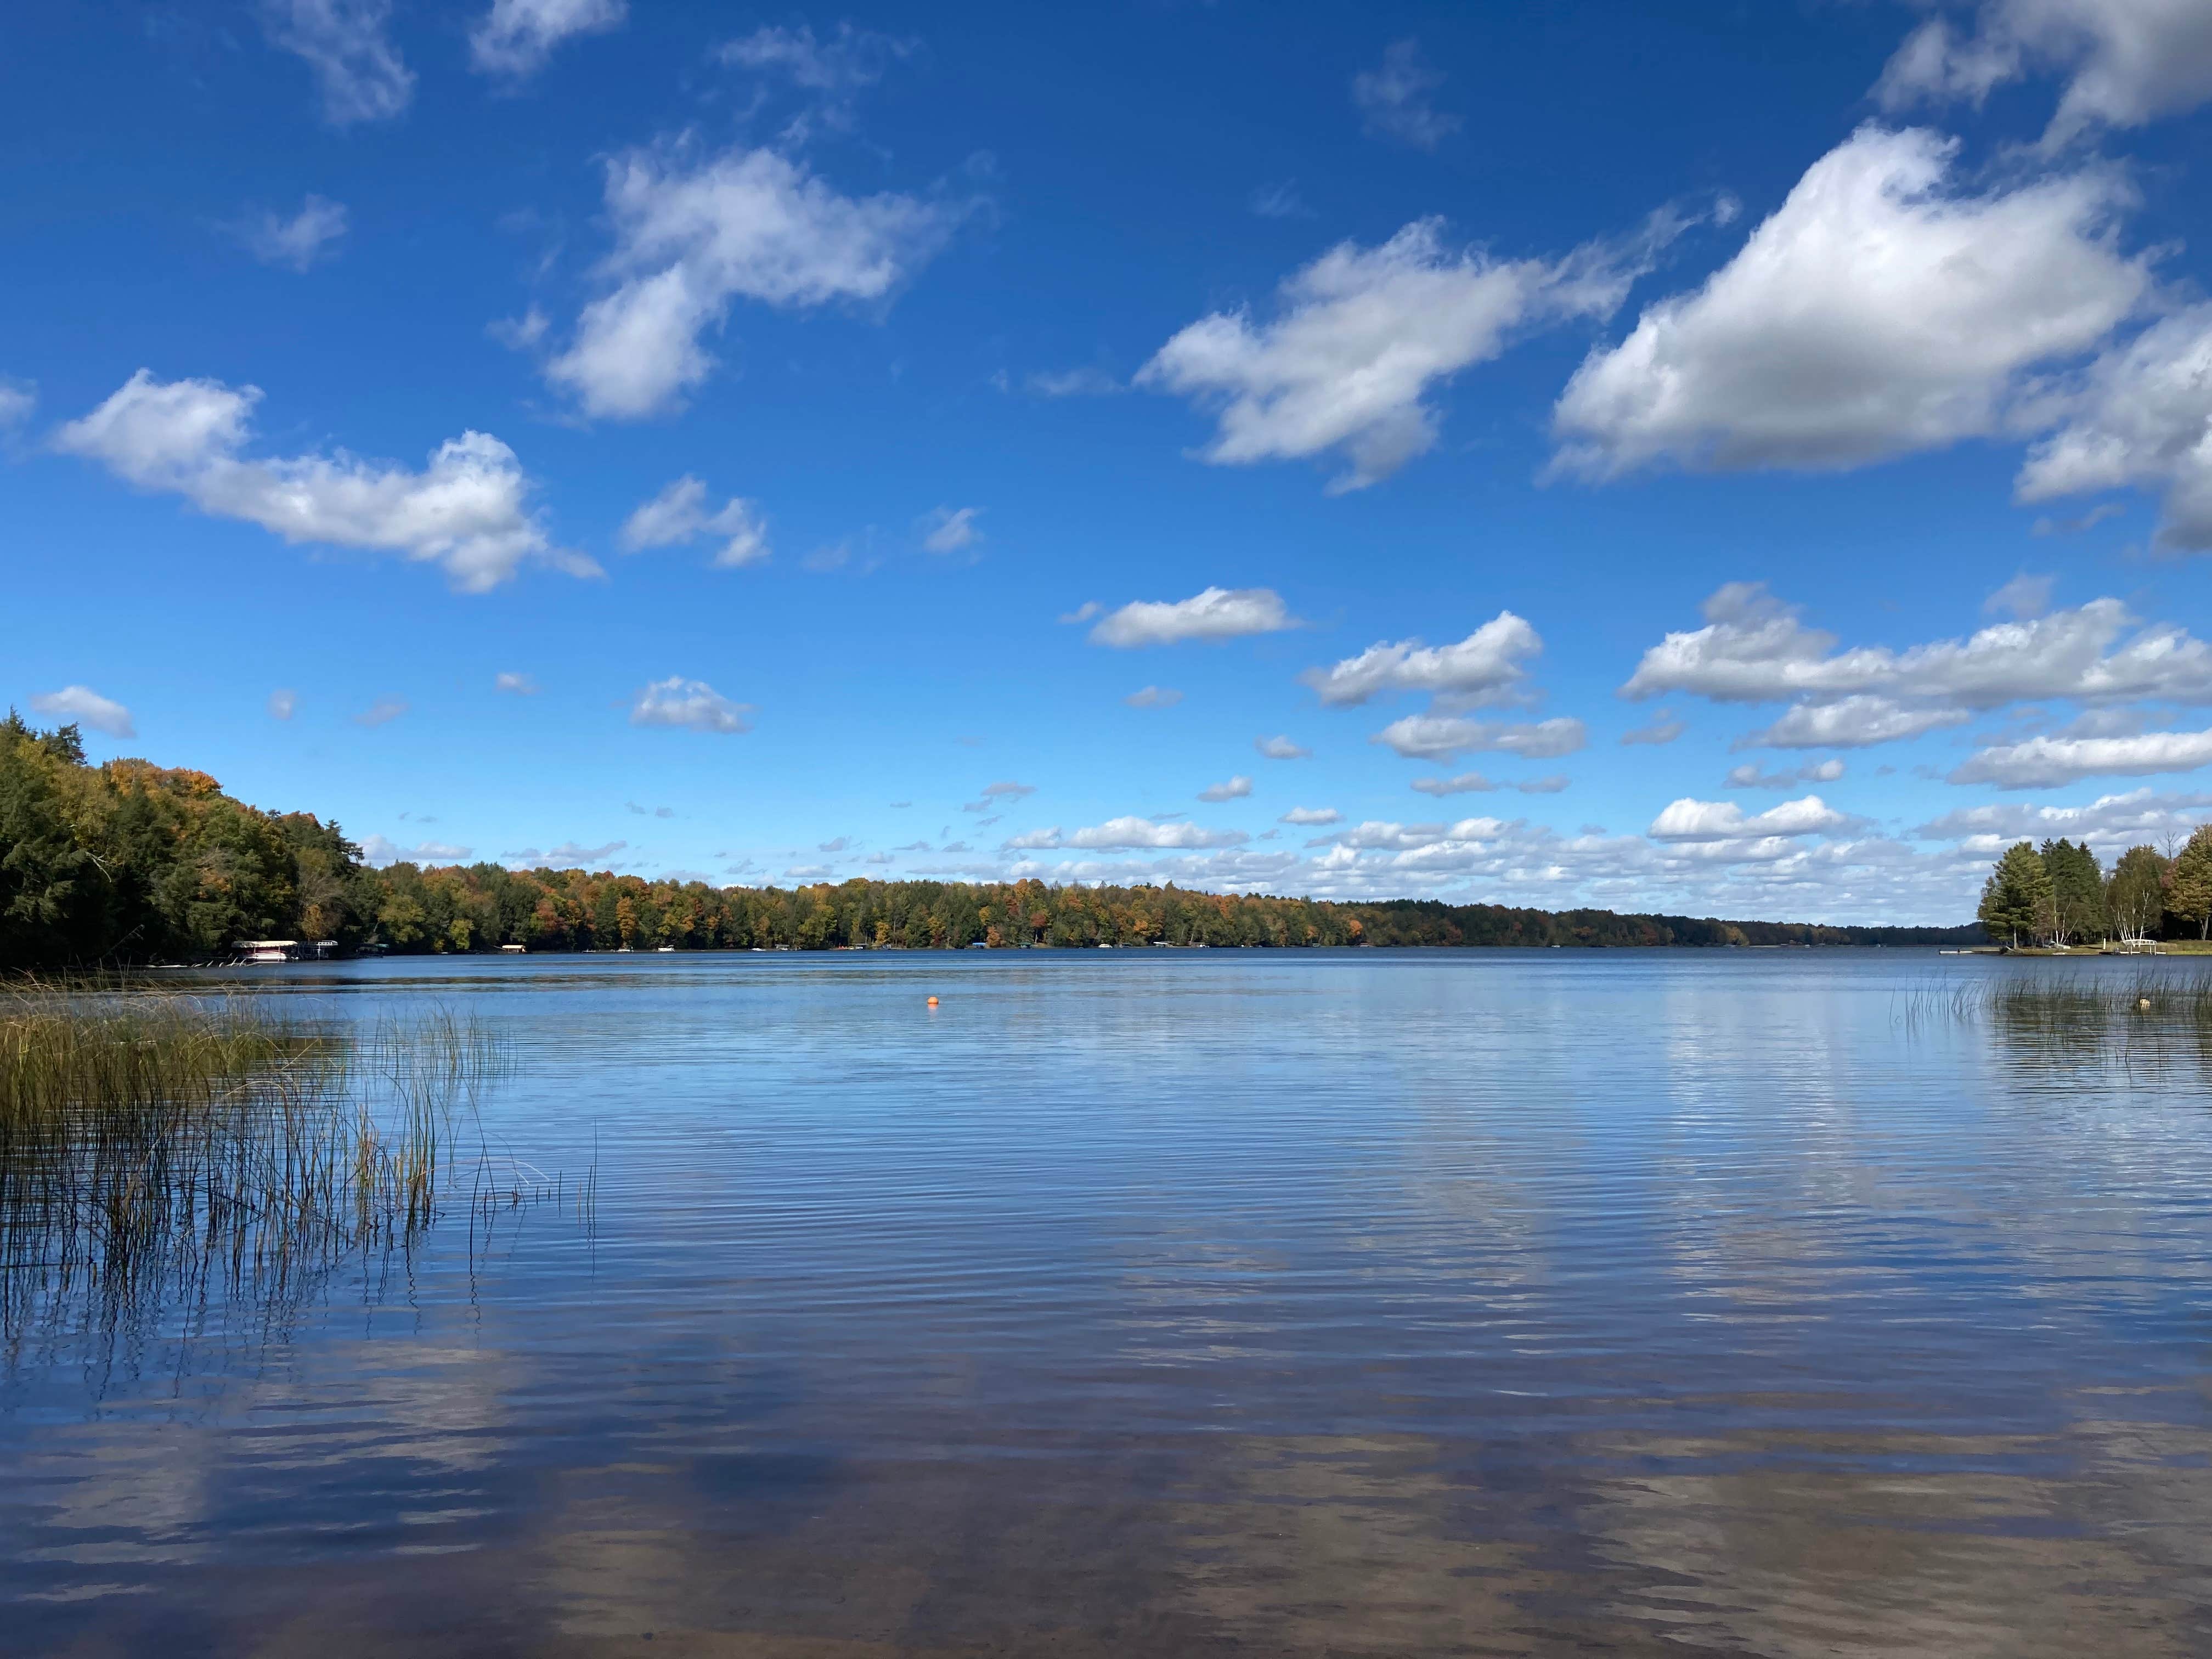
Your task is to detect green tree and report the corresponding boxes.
[2164,826,2212,939]
[2106,845,2168,945]
[2039,838,2107,947]
[1979,841,2052,947]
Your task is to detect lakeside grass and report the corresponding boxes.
[1899,969,2212,1075]
[1,983,508,1352]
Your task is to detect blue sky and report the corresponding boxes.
[10,1,2212,922]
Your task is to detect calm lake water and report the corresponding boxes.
[5,950,2212,1656]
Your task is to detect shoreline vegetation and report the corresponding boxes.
[4,713,1988,969]
[0,985,514,1353]
[1974,833,2212,952]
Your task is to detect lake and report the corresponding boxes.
[5,950,2211,1656]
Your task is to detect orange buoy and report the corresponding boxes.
[927,996,939,1006]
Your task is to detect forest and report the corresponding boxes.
[2,713,1979,968]
[1976,833,2212,948]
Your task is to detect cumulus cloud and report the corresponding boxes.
[1124,685,1183,709]
[629,676,754,733]
[1141,214,1677,492]
[1551,126,2151,478]
[361,834,473,867]
[619,475,770,567]
[354,696,407,727]
[1198,775,1253,802]
[1280,806,1341,825]
[1372,714,1587,761]
[0,380,33,431]
[1255,735,1312,760]
[1916,786,2212,848]
[1620,710,1685,746]
[1649,794,1853,842]
[1007,816,1250,852]
[1301,612,1542,707]
[1352,39,1461,149]
[471,0,625,79]
[921,505,982,554]
[238,195,348,272]
[266,688,297,720]
[1088,586,1297,647]
[1985,572,2056,619]
[1626,583,2212,749]
[1875,0,2212,138]
[1947,725,2212,787]
[264,0,413,126]
[29,685,134,738]
[495,671,538,694]
[546,143,962,420]
[2015,305,2212,552]
[53,370,589,592]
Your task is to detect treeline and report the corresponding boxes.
[2,714,1979,968]
[1977,833,2212,948]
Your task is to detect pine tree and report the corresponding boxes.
[2040,838,2107,947]
[1978,841,2052,947]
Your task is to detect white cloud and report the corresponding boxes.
[239,195,348,272]
[1301,612,1542,707]
[1372,714,1587,761]
[715,21,911,92]
[488,307,551,351]
[1141,216,1668,492]
[922,505,982,554]
[470,0,625,79]
[1948,725,2212,787]
[1255,735,1312,760]
[1625,584,2212,752]
[1551,126,2150,477]
[1728,758,1846,789]
[618,475,770,567]
[1280,806,1341,825]
[1007,817,1250,852]
[360,834,473,867]
[1875,0,2212,138]
[54,370,589,592]
[1985,572,2055,619]
[495,671,538,694]
[0,379,35,428]
[1124,685,1183,709]
[629,676,754,734]
[29,685,134,738]
[547,143,961,420]
[354,696,407,728]
[264,0,413,126]
[267,688,297,720]
[1198,774,1253,802]
[1351,39,1460,150]
[1649,794,1852,842]
[1916,786,2212,848]
[1744,696,1972,749]
[501,839,625,868]
[1024,366,1122,398]
[1520,775,1570,794]
[1088,586,1297,647]
[1620,710,1685,746]
[1409,771,1498,795]
[2015,305,2212,552]
[784,864,834,880]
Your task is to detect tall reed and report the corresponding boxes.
[0,984,504,1358]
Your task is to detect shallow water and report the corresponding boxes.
[5,950,2211,1656]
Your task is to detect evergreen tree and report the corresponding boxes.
[2040,838,2107,947]
[1979,841,2052,947]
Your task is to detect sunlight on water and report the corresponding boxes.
[4,951,2211,1655]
